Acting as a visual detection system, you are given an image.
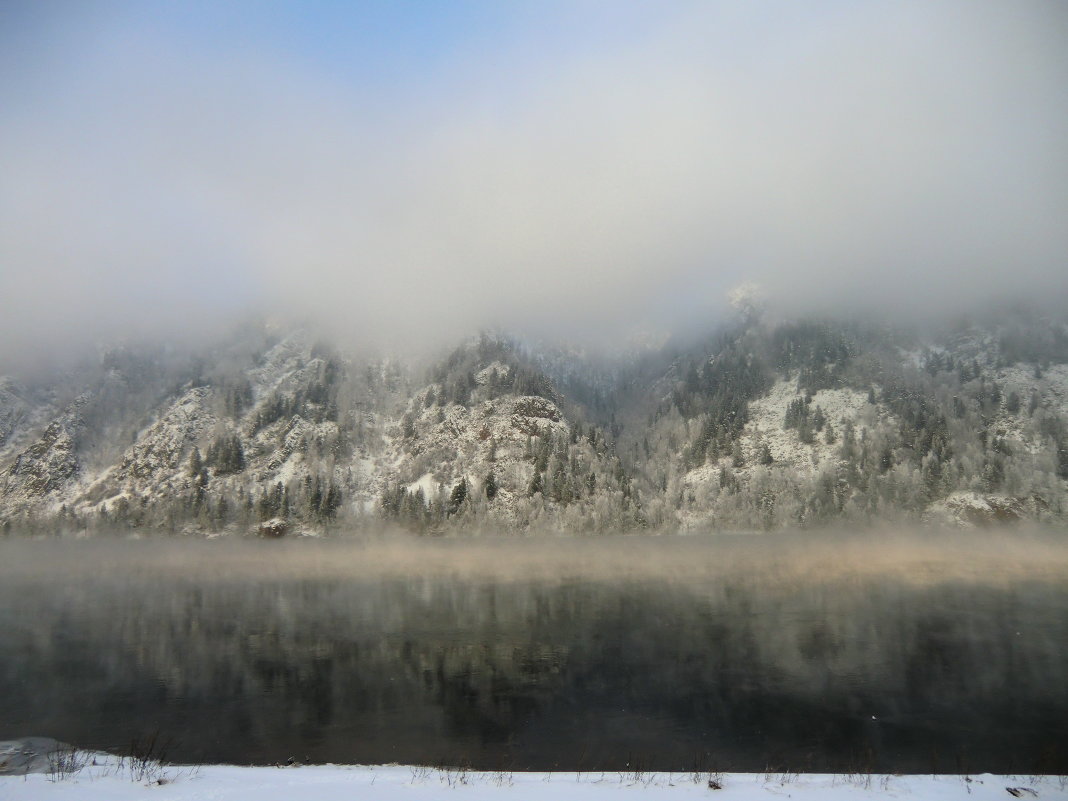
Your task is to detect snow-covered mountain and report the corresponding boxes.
[2,310,1067,535]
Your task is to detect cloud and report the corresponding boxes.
[2,1,1066,367]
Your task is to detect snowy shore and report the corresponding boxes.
[3,760,1065,800]
[4,738,1064,799]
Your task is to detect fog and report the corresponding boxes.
[4,527,1067,587]
[2,2,1066,367]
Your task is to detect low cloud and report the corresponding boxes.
[2,1,1065,367]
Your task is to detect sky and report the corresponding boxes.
[1,1,1066,366]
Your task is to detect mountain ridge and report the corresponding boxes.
[3,310,1067,535]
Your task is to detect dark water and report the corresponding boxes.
[1,534,1066,773]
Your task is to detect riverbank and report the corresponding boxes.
[2,753,1064,801]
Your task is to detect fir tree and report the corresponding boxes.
[812,406,827,432]
[528,471,543,497]
[448,477,468,515]
[731,442,746,468]
[824,421,837,445]
[758,442,774,465]
[879,444,894,473]
[188,447,203,478]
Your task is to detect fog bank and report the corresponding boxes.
[2,2,1065,365]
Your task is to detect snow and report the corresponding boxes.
[998,363,1068,417]
[743,380,874,470]
[923,491,1037,528]
[66,387,217,516]
[475,361,511,385]
[4,761,1063,801]
[3,324,1067,533]
[683,379,877,495]
[899,348,926,369]
[407,471,441,498]
[376,388,582,527]
[247,331,313,400]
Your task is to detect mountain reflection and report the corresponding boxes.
[1,532,1065,772]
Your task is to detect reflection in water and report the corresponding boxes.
[0,533,1066,772]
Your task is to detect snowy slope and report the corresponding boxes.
[1,314,1067,534]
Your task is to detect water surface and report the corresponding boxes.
[1,532,1065,772]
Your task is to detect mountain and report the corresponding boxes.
[2,310,1067,535]
[610,314,1068,530]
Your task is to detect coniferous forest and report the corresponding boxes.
[2,308,1067,536]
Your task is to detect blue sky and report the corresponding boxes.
[1,1,1066,363]
[128,1,519,86]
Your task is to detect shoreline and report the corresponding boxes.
[3,742,1065,801]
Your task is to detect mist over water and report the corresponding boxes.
[2,531,1066,772]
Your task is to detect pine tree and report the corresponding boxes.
[758,442,774,465]
[784,398,809,429]
[188,447,203,478]
[824,421,837,445]
[534,435,550,473]
[322,484,342,519]
[718,464,736,492]
[731,442,745,468]
[528,471,543,497]
[206,433,245,475]
[550,459,569,504]
[879,444,894,473]
[214,496,229,530]
[840,420,857,461]
[448,477,468,515]
[484,471,498,500]
[308,476,323,518]
[812,406,826,432]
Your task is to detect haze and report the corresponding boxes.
[2,1,1066,367]
[5,527,1068,587]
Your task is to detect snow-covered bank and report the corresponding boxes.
[3,761,1065,801]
